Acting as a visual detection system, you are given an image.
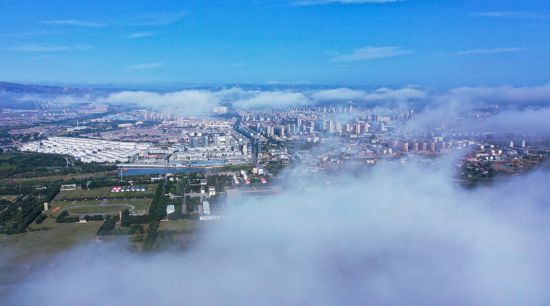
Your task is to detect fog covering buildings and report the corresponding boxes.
[6,85,550,305]
[4,88,550,305]
[5,158,550,305]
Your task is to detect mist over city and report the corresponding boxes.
[2,1,550,305]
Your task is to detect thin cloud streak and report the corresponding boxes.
[294,0,402,5]
[44,19,107,28]
[121,11,187,26]
[43,11,187,29]
[473,11,550,19]
[10,44,93,52]
[0,30,64,38]
[453,48,527,56]
[127,32,155,39]
[127,62,164,70]
[332,46,411,62]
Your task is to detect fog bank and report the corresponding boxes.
[6,163,550,305]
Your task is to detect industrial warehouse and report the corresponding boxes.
[19,136,150,163]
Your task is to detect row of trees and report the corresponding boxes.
[59,194,151,202]
[0,151,117,179]
[97,215,117,235]
[35,213,47,224]
[54,211,105,223]
[141,182,169,250]
[121,182,168,227]
[0,186,59,234]
[55,211,79,223]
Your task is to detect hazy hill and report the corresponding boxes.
[0,82,91,94]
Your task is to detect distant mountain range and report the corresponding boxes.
[0,82,91,94]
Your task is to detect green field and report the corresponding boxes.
[150,219,206,251]
[1,217,102,258]
[51,198,151,216]
[0,217,102,298]
[158,219,202,233]
[55,185,155,201]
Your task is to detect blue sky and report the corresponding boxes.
[0,0,549,87]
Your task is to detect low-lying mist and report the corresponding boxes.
[5,161,550,305]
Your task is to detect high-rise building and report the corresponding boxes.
[276,126,285,137]
[256,141,262,156]
[212,106,228,114]
[328,120,335,134]
[191,137,200,148]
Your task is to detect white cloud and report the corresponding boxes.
[101,90,219,116]
[123,11,187,26]
[44,19,106,28]
[233,91,312,109]
[11,44,93,52]
[294,0,402,5]
[0,30,64,38]
[363,87,426,101]
[127,62,164,71]
[332,46,411,62]
[473,11,549,19]
[311,87,426,102]
[99,87,429,113]
[100,87,314,113]
[8,83,550,304]
[480,108,550,134]
[446,84,550,105]
[127,32,155,39]
[6,162,550,304]
[453,48,526,56]
[408,84,550,133]
[311,88,365,101]
[44,12,187,29]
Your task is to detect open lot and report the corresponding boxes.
[51,198,151,216]
[0,195,19,202]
